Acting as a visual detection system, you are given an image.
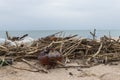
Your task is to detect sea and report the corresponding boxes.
[0,30,120,39]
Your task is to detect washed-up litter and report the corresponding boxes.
[0,30,120,73]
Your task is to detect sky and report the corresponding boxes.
[0,0,120,30]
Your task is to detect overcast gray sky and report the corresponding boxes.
[0,0,120,30]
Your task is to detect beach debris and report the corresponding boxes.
[0,31,34,47]
[14,37,34,47]
[6,31,28,41]
[69,72,73,76]
[0,30,120,72]
[38,48,63,68]
[90,29,96,40]
[0,58,13,66]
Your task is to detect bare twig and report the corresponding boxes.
[21,59,48,73]
[90,29,96,40]
[57,65,90,68]
[87,42,103,62]
[6,31,11,40]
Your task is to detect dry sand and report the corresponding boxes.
[0,61,120,80]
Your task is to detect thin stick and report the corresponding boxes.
[63,39,82,57]
[2,58,44,73]
[57,65,90,68]
[0,45,9,52]
[90,29,96,40]
[59,42,64,53]
[21,59,48,73]
[10,65,41,72]
[6,31,11,40]
[87,42,103,62]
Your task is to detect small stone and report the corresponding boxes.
[69,72,73,76]
[77,68,82,71]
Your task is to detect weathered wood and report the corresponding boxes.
[90,29,96,40]
[0,31,120,70]
[6,31,11,40]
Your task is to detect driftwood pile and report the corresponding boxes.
[0,30,120,72]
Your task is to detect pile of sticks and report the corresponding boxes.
[0,31,120,68]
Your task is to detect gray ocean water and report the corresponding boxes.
[0,30,120,39]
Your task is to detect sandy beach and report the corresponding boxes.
[0,33,119,80]
[1,0,120,80]
[0,61,120,80]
